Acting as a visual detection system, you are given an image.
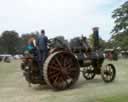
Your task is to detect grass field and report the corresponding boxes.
[0,59,128,102]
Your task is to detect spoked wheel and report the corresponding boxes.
[82,65,95,80]
[43,51,80,90]
[101,64,116,83]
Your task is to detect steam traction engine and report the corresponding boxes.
[21,27,116,90]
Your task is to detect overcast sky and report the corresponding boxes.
[0,0,127,40]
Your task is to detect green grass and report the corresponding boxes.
[97,59,128,102]
[0,62,18,79]
[0,59,128,102]
[97,94,128,102]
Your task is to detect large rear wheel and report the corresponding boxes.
[43,51,80,90]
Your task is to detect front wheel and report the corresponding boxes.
[101,64,116,83]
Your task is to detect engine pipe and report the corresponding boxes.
[92,27,100,50]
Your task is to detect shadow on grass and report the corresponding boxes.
[30,77,118,92]
[33,84,50,91]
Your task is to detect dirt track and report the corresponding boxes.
[0,59,128,102]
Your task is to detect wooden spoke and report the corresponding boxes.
[82,66,95,80]
[48,65,60,71]
[101,64,116,83]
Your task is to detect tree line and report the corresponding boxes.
[0,31,39,54]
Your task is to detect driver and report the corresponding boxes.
[37,29,48,65]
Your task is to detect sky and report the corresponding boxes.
[0,0,127,40]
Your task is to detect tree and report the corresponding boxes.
[110,32,128,50]
[0,37,5,53]
[110,1,128,50]
[1,31,20,54]
[88,33,94,48]
[112,1,128,34]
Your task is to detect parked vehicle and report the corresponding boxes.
[0,54,13,63]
